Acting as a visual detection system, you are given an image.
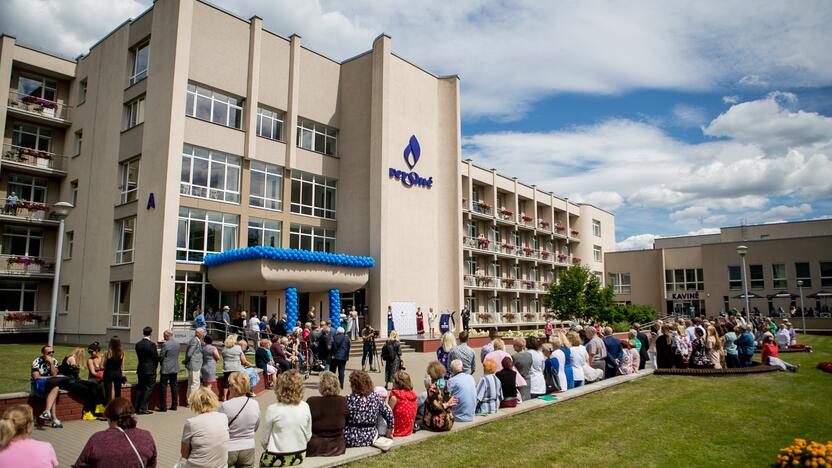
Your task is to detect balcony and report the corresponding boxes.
[519,246,539,260]
[472,201,493,218]
[518,214,535,230]
[0,200,58,225]
[7,91,71,125]
[2,144,67,174]
[538,219,552,232]
[496,208,514,224]
[463,274,497,289]
[0,310,50,333]
[0,254,56,277]
[463,235,497,254]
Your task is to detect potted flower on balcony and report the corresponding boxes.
[554,223,565,231]
[524,279,536,289]
[572,256,582,264]
[538,219,550,229]
[477,275,493,286]
[557,253,567,261]
[478,200,492,211]
[477,312,493,322]
[523,312,537,321]
[522,246,535,255]
[540,250,551,258]
[21,95,58,111]
[500,242,515,251]
[499,207,513,219]
[503,312,517,323]
[521,213,533,223]
[570,229,579,236]
[502,277,515,288]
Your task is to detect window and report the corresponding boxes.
[465,259,477,276]
[821,262,832,288]
[290,171,336,219]
[18,75,57,102]
[119,159,139,204]
[289,224,335,253]
[78,79,87,104]
[124,96,145,129]
[2,226,43,257]
[185,83,243,129]
[74,130,83,156]
[772,263,787,289]
[490,226,501,243]
[592,219,601,237]
[11,124,51,152]
[61,286,70,314]
[65,231,74,259]
[256,106,285,140]
[247,218,281,248]
[180,144,241,203]
[608,272,631,294]
[489,297,501,314]
[249,161,283,211]
[464,220,476,238]
[666,268,705,291]
[749,264,764,289]
[176,207,239,262]
[511,265,520,279]
[296,118,337,156]
[728,266,742,290]
[115,217,135,264]
[71,180,78,206]
[593,245,602,262]
[8,174,47,203]
[111,281,131,328]
[129,42,149,85]
[0,280,37,311]
[795,262,812,287]
[489,261,501,278]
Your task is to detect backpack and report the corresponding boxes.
[381,341,395,362]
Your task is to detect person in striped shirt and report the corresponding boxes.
[476,359,502,416]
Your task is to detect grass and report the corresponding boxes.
[355,335,832,468]
[0,343,224,394]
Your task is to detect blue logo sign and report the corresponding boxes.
[389,135,433,189]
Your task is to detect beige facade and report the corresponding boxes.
[0,0,614,342]
[605,219,832,318]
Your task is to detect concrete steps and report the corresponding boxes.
[347,338,416,358]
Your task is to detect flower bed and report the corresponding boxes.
[776,439,831,467]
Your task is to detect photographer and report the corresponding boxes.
[361,324,379,372]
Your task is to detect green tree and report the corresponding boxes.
[546,265,615,322]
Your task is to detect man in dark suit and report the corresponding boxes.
[602,326,624,379]
[134,326,159,414]
[275,314,287,337]
[329,326,351,388]
[634,323,650,370]
[157,329,180,411]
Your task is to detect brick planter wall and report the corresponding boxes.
[0,371,265,423]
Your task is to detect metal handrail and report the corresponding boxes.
[7,90,71,121]
[2,144,67,171]
[0,254,56,274]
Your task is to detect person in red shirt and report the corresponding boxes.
[388,371,418,437]
[761,336,799,372]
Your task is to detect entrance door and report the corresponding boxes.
[249,295,266,319]
[298,293,310,325]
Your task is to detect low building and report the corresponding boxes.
[604,219,832,318]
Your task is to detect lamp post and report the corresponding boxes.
[797,280,806,335]
[48,202,73,347]
[736,245,750,325]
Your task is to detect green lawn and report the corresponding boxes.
[0,343,223,394]
[356,335,832,468]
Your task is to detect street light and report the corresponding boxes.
[797,280,806,335]
[48,201,73,347]
[736,245,751,325]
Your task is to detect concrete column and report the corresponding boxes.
[239,16,263,249]
[281,34,302,249]
[0,35,16,143]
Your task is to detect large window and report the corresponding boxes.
[115,217,135,264]
[129,42,149,85]
[180,144,241,203]
[289,224,335,253]
[592,219,601,237]
[795,262,812,287]
[0,280,37,311]
[111,281,131,328]
[749,264,764,289]
[173,271,234,322]
[185,83,243,129]
[772,263,787,289]
[2,226,43,257]
[247,218,281,248]
[728,266,742,290]
[257,106,285,141]
[665,268,704,291]
[821,262,832,288]
[176,208,239,262]
[249,161,283,211]
[296,118,337,156]
[124,96,145,129]
[593,245,602,262]
[8,174,47,203]
[608,272,631,294]
[11,124,51,152]
[119,159,140,204]
[290,171,336,219]
[18,75,56,102]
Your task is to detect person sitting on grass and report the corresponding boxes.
[0,404,57,467]
[735,325,756,367]
[775,323,790,350]
[476,359,502,416]
[761,336,800,372]
[31,345,66,428]
[74,398,157,468]
[388,371,417,437]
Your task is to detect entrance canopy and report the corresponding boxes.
[204,247,375,293]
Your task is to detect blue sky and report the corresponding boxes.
[3,0,830,249]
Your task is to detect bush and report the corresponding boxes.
[610,321,631,333]
[775,439,831,467]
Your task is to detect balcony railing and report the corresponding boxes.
[1,200,51,221]
[519,215,535,228]
[0,310,50,333]
[7,91,70,121]
[538,219,552,231]
[2,144,67,172]
[472,202,493,216]
[0,254,56,275]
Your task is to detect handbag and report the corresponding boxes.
[543,366,561,394]
[116,427,145,468]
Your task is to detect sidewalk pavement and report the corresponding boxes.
[30,344,652,467]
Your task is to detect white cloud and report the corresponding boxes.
[685,228,721,236]
[2,1,832,120]
[671,104,708,127]
[703,214,727,225]
[737,74,768,87]
[568,191,624,211]
[723,95,740,104]
[745,203,812,223]
[614,234,657,251]
[670,205,710,224]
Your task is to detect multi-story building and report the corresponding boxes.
[605,219,832,318]
[0,0,614,343]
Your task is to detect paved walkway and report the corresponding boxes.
[30,347,652,467]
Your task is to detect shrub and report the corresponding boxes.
[775,439,831,467]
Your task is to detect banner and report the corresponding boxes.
[390,301,417,336]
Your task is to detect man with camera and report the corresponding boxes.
[361,323,379,372]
